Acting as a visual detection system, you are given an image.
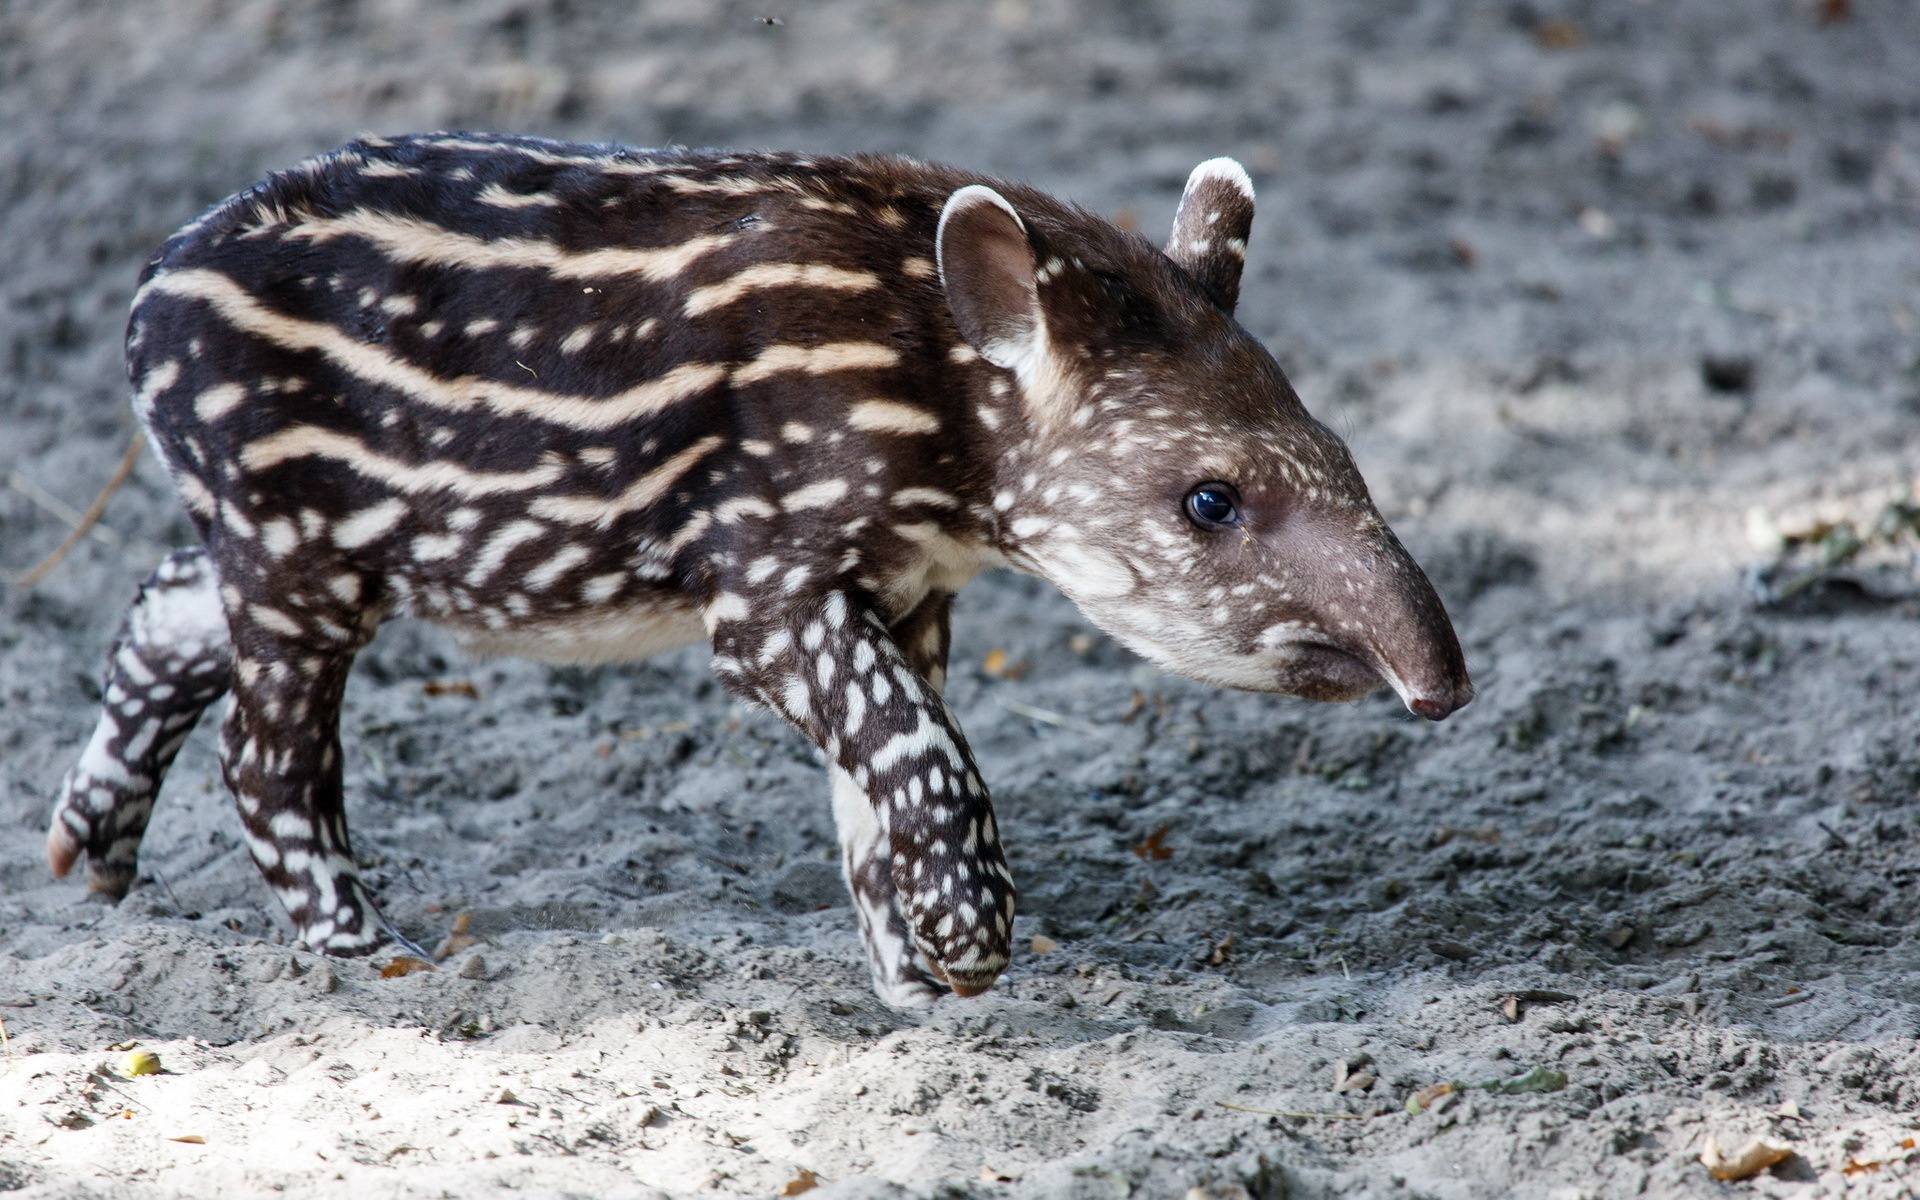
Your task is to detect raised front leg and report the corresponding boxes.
[49,547,233,898]
[711,589,1014,1005]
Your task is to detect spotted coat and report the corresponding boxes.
[49,133,1472,1005]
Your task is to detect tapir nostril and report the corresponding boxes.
[1409,696,1452,721]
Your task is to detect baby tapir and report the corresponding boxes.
[49,133,1472,1006]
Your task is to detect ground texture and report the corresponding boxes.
[4,1,1920,1196]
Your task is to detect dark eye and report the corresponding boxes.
[1184,483,1241,530]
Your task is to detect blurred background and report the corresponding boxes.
[5,0,1917,608]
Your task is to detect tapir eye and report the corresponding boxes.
[1184,483,1241,530]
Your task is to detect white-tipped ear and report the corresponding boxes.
[936,185,1046,373]
[1166,157,1255,313]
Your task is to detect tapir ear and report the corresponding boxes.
[937,185,1047,374]
[1165,158,1255,313]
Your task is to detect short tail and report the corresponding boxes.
[49,546,232,898]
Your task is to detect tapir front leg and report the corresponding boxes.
[218,594,423,957]
[710,589,1015,1004]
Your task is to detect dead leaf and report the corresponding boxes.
[378,956,437,979]
[434,913,482,961]
[1433,824,1502,847]
[1030,935,1060,954]
[1406,1082,1454,1113]
[1843,1158,1884,1179]
[1333,1057,1375,1094]
[1121,690,1147,724]
[1700,1135,1792,1181]
[981,648,1028,680]
[167,1134,206,1144]
[1500,995,1521,1023]
[1210,934,1235,965]
[779,1168,819,1196]
[1532,19,1582,49]
[422,678,479,699]
[1132,824,1173,861]
[980,1164,1020,1182]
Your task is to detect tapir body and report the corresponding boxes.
[50,133,1470,1005]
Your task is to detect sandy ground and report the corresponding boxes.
[4,0,1920,1196]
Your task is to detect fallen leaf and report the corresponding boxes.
[980,1164,1020,1183]
[1532,19,1582,49]
[1030,935,1060,954]
[123,1049,162,1077]
[1132,824,1174,861]
[1406,1082,1454,1114]
[1483,1065,1567,1095]
[1407,1065,1568,1112]
[167,1134,206,1144]
[980,648,1028,679]
[1210,934,1235,965]
[378,956,437,979]
[1843,1157,1884,1179]
[422,678,479,699]
[1700,1135,1792,1181]
[1120,690,1147,723]
[779,1168,819,1196]
[1500,995,1521,1023]
[1432,824,1502,847]
[434,913,482,961]
[1341,1072,1376,1094]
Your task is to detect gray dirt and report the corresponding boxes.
[3,1,1920,1197]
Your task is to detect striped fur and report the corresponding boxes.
[51,133,1471,1005]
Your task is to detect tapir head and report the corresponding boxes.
[937,159,1474,720]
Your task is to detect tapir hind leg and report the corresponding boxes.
[49,546,232,899]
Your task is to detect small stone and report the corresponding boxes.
[459,954,487,980]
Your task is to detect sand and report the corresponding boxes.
[3,0,1920,1196]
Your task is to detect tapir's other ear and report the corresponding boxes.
[937,186,1047,375]
[1165,158,1254,313]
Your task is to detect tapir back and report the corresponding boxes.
[127,133,1010,652]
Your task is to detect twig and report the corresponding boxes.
[148,867,185,913]
[1000,699,1102,736]
[1,1013,12,1074]
[1216,1101,1365,1121]
[10,433,147,591]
